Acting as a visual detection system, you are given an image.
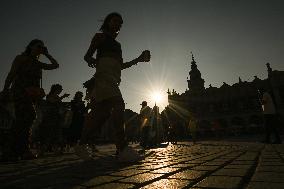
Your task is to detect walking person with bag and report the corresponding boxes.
[1,39,59,161]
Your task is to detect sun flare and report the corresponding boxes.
[151,91,163,103]
[125,61,171,112]
[149,90,167,108]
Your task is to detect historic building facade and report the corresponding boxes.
[163,54,284,137]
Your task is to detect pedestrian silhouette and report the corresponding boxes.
[1,39,59,161]
[76,12,151,162]
[259,88,282,144]
[67,91,86,146]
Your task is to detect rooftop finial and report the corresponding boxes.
[266,62,272,77]
[167,88,171,95]
[190,51,195,62]
[238,77,242,83]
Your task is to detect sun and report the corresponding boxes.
[126,61,171,112]
[149,90,167,108]
[151,92,163,103]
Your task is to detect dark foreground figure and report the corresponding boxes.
[261,89,282,144]
[1,39,59,161]
[75,12,151,162]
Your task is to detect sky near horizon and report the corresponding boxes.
[1,0,284,113]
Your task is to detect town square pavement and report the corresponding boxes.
[1,140,284,189]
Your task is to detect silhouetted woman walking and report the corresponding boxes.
[76,12,150,161]
[2,39,59,161]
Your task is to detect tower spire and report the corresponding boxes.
[238,77,242,83]
[190,51,196,63]
[187,52,204,93]
[266,62,272,78]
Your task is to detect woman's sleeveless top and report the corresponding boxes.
[95,34,122,85]
[96,34,122,61]
[92,34,123,102]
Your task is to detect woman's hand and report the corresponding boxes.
[137,50,151,62]
[121,50,151,70]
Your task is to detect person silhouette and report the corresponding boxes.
[260,88,282,144]
[139,101,152,148]
[75,12,151,162]
[68,91,86,146]
[37,84,69,156]
[2,39,59,161]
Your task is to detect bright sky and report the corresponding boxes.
[1,0,284,113]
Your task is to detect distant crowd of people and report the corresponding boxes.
[0,79,88,161]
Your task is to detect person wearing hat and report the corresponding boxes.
[139,101,152,148]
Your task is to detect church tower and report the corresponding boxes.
[187,52,205,93]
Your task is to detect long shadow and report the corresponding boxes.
[1,152,144,189]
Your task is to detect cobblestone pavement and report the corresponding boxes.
[1,141,284,189]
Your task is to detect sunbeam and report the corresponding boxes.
[123,61,171,111]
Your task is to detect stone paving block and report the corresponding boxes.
[111,169,149,177]
[164,160,182,164]
[260,155,279,159]
[236,154,258,161]
[37,184,87,189]
[2,178,27,186]
[178,158,194,162]
[194,176,243,189]
[44,183,88,189]
[120,173,163,183]
[247,181,284,189]
[150,167,181,174]
[186,160,206,164]
[222,152,243,157]
[140,178,192,189]
[224,164,253,170]
[198,156,219,161]
[251,172,284,182]
[69,186,87,189]
[230,160,255,165]
[0,171,21,178]
[168,169,206,180]
[118,165,143,171]
[171,163,197,168]
[192,165,220,171]
[258,161,284,166]
[4,177,82,189]
[256,165,284,173]
[136,166,160,170]
[216,158,234,162]
[141,163,166,167]
[81,175,124,187]
[91,182,134,189]
[203,161,227,166]
[212,168,249,177]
